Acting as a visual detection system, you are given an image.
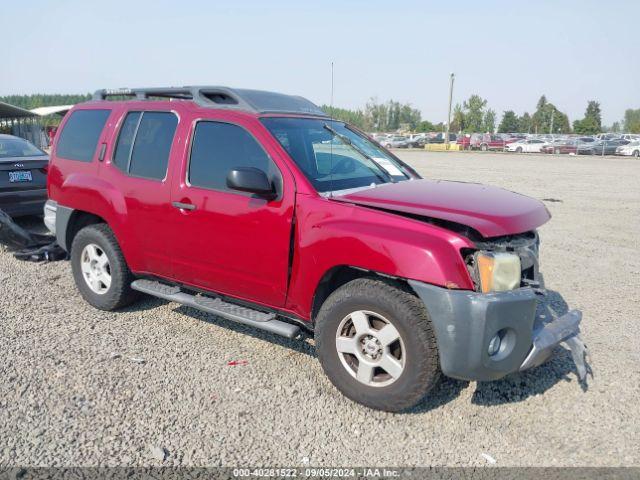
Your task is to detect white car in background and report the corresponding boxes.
[380,135,410,148]
[505,138,547,153]
[615,141,640,157]
[620,134,640,142]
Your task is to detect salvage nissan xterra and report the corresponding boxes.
[44,86,588,411]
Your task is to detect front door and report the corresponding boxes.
[168,117,295,308]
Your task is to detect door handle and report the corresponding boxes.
[172,201,196,211]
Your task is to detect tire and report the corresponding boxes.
[71,223,139,311]
[315,278,440,412]
[634,150,639,158]
[516,147,523,153]
[554,148,560,154]
[480,144,488,151]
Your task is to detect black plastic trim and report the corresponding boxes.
[408,280,538,381]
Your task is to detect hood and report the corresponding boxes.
[333,179,550,238]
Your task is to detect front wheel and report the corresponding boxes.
[480,144,488,151]
[516,146,523,153]
[315,278,440,412]
[71,224,139,311]
[634,150,640,158]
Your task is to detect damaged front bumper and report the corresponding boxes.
[408,280,589,382]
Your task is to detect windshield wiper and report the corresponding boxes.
[323,124,397,184]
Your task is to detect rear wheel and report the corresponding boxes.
[480,144,488,151]
[71,224,139,310]
[634,150,640,158]
[516,146,523,153]
[554,148,560,154]
[315,278,440,412]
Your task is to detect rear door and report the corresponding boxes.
[99,107,181,277]
[167,115,295,308]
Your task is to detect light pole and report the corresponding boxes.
[445,72,455,150]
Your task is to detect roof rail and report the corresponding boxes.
[91,86,328,117]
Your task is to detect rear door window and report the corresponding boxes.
[112,111,177,180]
[113,112,141,170]
[56,109,111,162]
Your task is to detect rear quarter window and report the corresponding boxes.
[56,109,111,162]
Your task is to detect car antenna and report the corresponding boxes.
[328,61,335,198]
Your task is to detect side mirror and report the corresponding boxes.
[226,167,276,199]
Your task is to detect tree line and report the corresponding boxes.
[2,93,639,134]
[0,93,91,110]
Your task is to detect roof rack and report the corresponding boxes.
[92,86,329,117]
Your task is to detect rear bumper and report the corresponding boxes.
[0,188,47,217]
[408,280,585,381]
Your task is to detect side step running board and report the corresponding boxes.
[131,279,300,339]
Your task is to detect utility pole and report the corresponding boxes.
[549,109,555,135]
[445,72,455,150]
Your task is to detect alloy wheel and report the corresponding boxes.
[80,243,112,294]
[335,310,405,387]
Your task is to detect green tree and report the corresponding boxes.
[518,112,532,133]
[624,108,640,133]
[610,121,621,133]
[348,98,423,131]
[554,111,571,134]
[462,94,487,132]
[416,120,436,132]
[0,93,91,110]
[450,103,465,133]
[483,109,496,133]
[0,93,93,127]
[322,105,367,128]
[573,100,602,134]
[498,110,519,133]
[531,95,571,134]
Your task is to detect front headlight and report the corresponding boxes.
[475,252,521,293]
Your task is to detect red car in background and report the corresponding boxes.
[457,134,516,151]
[472,134,507,151]
[541,139,578,154]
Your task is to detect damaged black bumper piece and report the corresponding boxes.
[0,209,67,262]
[408,280,589,382]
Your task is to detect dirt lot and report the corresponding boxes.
[1,151,638,467]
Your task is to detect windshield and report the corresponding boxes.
[0,136,46,158]
[261,117,412,193]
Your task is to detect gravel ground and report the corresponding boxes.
[1,151,638,467]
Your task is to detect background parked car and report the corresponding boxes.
[580,139,629,155]
[407,135,427,148]
[456,133,474,150]
[0,134,49,217]
[616,140,640,157]
[619,134,640,142]
[381,135,410,148]
[541,139,578,154]
[505,138,547,153]
[472,134,506,151]
[428,132,457,144]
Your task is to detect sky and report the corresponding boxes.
[1,0,638,126]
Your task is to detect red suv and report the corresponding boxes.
[44,86,588,411]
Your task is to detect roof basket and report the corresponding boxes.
[92,86,328,117]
